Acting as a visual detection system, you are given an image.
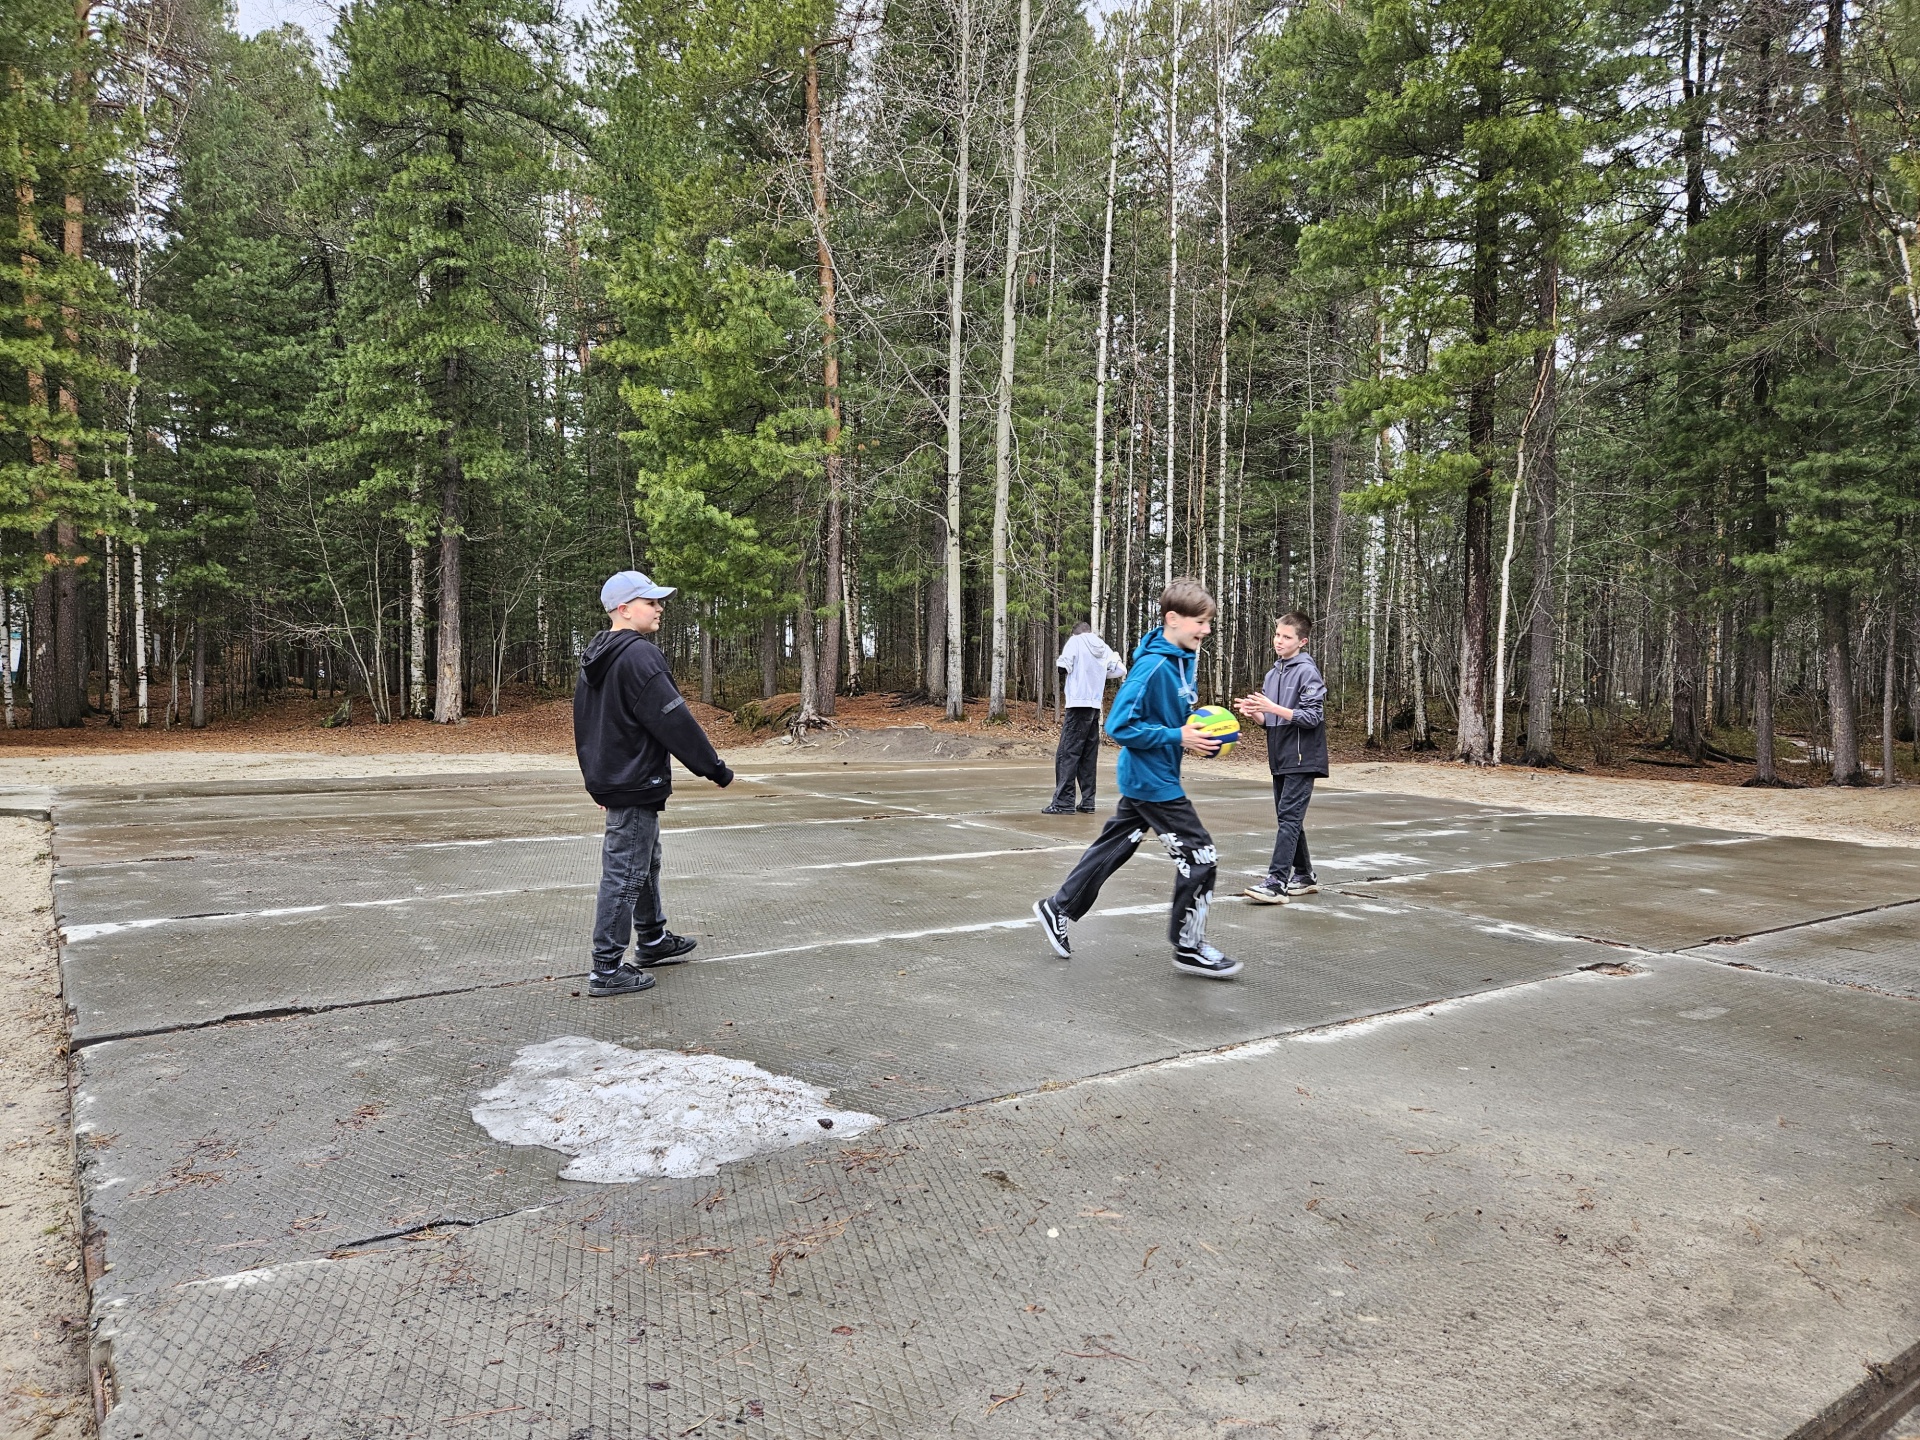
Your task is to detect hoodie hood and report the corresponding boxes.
[580,628,645,687]
[1132,629,1195,666]
[1132,629,1199,707]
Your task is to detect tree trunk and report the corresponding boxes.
[1456,115,1498,764]
[106,534,120,724]
[1407,511,1431,748]
[1746,41,1776,787]
[190,617,208,729]
[435,441,464,723]
[926,512,949,698]
[1669,546,1706,761]
[1823,587,1861,783]
[1751,606,1777,783]
[410,542,428,719]
[988,0,1035,721]
[761,612,780,699]
[1524,258,1559,765]
[794,559,822,730]
[943,0,974,720]
[1163,0,1183,589]
[1214,0,1233,700]
[842,512,862,695]
[1,586,13,728]
[1882,584,1897,786]
[807,46,843,715]
[1090,18,1135,635]
[433,92,468,724]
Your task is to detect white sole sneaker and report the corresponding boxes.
[1242,884,1289,905]
[1033,899,1071,958]
[1172,950,1243,979]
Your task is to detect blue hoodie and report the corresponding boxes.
[1104,629,1200,801]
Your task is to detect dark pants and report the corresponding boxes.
[592,806,665,972]
[1050,707,1102,809]
[1051,794,1216,950]
[1266,773,1317,885]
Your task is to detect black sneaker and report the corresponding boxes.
[1033,897,1071,958]
[1287,877,1320,896]
[1242,879,1289,905]
[1075,804,1097,813]
[1173,942,1243,979]
[635,931,697,966]
[588,965,657,998]
[1040,804,1074,815]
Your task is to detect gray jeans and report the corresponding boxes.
[592,806,665,972]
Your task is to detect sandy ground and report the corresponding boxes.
[0,748,576,790]
[0,817,92,1440]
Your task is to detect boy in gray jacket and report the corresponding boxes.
[1233,611,1327,903]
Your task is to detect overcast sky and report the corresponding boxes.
[230,0,605,41]
[231,0,338,39]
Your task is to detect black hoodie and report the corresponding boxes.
[573,630,733,809]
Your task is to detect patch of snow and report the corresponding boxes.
[471,1037,882,1182]
[1316,852,1426,871]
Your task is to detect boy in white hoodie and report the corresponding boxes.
[1043,621,1127,814]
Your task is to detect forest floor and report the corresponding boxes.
[1,691,1916,1436]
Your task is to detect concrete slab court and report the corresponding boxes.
[1360,836,1920,952]
[46,761,1920,1437]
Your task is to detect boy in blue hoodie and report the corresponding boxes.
[1032,579,1242,980]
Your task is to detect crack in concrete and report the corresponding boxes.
[1683,894,1920,948]
[70,973,573,1051]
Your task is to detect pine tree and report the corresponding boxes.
[324,0,578,723]
[2,0,127,726]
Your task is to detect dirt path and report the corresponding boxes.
[0,816,92,1440]
[1326,760,1920,848]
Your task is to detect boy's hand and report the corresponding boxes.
[1180,720,1222,756]
[1234,693,1292,721]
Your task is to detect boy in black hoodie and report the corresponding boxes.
[573,570,735,997]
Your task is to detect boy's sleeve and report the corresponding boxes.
[626,665,735,786]
[1291,662,1327,730]
[1104,649,1127,680]
[1104,660,1183,750]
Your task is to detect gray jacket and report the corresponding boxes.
[1259,652,1328,777]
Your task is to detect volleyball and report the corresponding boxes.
[1188,705,1240,757]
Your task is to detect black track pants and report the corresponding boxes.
[1266,773,1317,885]
[1049,707,1102,809]
[1050,793,1216,949]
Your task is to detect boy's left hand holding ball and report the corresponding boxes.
[1180,719,1223,756]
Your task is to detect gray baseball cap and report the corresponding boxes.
[600,570,676,611]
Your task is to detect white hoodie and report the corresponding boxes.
[1056,632,1128,711]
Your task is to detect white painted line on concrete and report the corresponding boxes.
[413,812,973,850]
[1354,834,1762,885]
[60,886,576,943]
[60,843,1095,941]
[790,844,1081,872]
[697,900,1181,965]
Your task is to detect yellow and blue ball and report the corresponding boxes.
[1188,705,1240,758]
